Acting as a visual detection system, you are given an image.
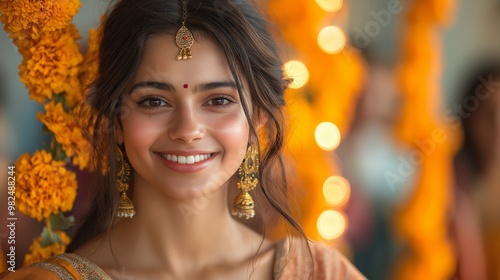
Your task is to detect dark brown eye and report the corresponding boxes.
[138,97,168,108]
[208,97,229,106]
[206,96,236,106]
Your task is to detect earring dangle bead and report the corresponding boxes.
[231,145,259,219]
[116,146,135,218]
[175,0,194,60]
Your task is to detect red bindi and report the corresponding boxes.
[183,84,188,88]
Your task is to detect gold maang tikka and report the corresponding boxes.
[231,145,260,219]
[116,146,135,218]
[175,0,194,60]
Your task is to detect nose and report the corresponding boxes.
[168,105,205,143]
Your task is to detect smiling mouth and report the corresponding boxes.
[158,153,213,164]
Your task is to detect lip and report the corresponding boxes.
[154,151,216,173]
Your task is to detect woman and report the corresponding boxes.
[1,0,365,279]
[452,60,500,280]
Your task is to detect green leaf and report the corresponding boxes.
[40,226,61,247]
[52,141,68,161]
[49,212,75,231]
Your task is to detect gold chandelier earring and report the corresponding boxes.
[231,145,259,219]
[116,146,135,218]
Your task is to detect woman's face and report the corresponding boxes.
[116,34,249,200]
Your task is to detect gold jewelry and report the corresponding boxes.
[231,145,259,219]
[175,0,194,60]
[116,146,135,218]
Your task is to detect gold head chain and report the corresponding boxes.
[175,0,194,60]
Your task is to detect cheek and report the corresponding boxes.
[207,110,250,163]
[120,112,161,158]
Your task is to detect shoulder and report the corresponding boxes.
[307,241,367,279]
[0,253,112,280]
[275,237,367,280]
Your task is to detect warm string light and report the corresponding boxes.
[317,210,346,240]
[283,60,310,89]
[317,25,346,54]
[313,0,350,243]
[266,0,363,243]
[315,122,341,151]
[323,176,350,206]
[315,0,343,12]
[315,121,348,240]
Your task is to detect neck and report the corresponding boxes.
[108,177,261,272]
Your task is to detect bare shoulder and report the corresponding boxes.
[276,237,367,280]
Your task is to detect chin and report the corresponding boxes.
[162,182,226,201]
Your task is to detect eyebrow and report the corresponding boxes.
[129,81,174,94]
[195,81,237,92]
[129,80,237,94]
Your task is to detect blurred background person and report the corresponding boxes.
[452,59,500,280]
[337,55,415,280]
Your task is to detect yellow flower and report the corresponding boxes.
[23,231,71,266]
[37,101,90,170]
[15,150,77,221]
[19,24,83,104]
[0,0,81,42]
[75,26,102,107]
[80,27,100,87]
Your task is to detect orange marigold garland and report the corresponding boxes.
[37,101,90,170]
[16,150,77,221]
[392,0,458,279]
[18,24,83,104]
[79,24,102,92]
[0,0,98,268]
[23,231,71,267]
[0,0,80,40]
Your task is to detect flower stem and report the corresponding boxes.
[45,218,54,240]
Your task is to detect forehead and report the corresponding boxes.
[134,33,233,83]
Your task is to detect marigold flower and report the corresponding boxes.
[0,0,80,42]
[18,24,83,104]
[15,150,77,221]
[23,231,71,266]
[79,28,100,95]
[37,101,90,170]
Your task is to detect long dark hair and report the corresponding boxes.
[68,0,308,255]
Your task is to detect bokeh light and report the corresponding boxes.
[315,0,343,12]
[317,25,346,54]
[323,176,350,206]
[315,122,341,150]
[283,60,310,89]
[317,210,346,240]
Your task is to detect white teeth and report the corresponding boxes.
[178,156,187,164]
[160,153,212,164]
